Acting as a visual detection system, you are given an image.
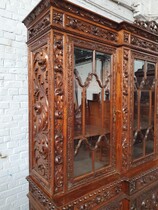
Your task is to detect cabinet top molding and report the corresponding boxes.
[23,0,158,38]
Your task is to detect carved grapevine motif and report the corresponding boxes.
[54,33,64,193]
[122,49,130,171]
[66,16,118,43]
[33,45,50,180]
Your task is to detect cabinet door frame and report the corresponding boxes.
[130,50,158,167]
[66,35,117,188]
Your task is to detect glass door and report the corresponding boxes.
[132,59,156,160]
[73,47,112,178]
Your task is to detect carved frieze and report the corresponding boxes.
[131,35,158,52]
[53,0,118,30]
[33,44,50,181]
[28,177,57,210]
[28,13,50,40]
[66,16,118,43]
[129,168,158,194]
[130,184,158,210]
[121,49,130,171]
[63,182,122,210]
[99,200,123,210]
[53,10,63,26]
[124,32,130,44]
[23,0,50,27]
[54,33,64,194]
[120,22,158,43]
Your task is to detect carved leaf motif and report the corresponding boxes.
[29,13,50,39]
[53,10,63,25]
[131,35,158,52]
[121,49,130,171]
[66,16,118,42]
[33,46,49,180]
[54,33,64,193]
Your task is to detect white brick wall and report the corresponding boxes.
[0,1,40,210]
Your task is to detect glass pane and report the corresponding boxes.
[74,139,92,177]
[132,60,155,160]
[96,52,111,85]
[145,128,154,155]
[145,62,155,155]
[94,134,110,170]
[140,91,149,129]
[74,48,93,84]
[86,77,103,135]
[134,91,138,131]
[133,130,144,159]
[134,60,144,88]
[73,47,111,177]
[74,80,82,137]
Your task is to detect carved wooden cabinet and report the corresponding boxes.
[23,1,158,209]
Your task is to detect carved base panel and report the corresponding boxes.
[130,184,158,210]
[28,178,125,210]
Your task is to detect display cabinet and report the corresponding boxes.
[23,0,158,209]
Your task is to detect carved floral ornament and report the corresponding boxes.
[33,45,50,181]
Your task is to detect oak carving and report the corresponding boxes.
[33,45,50,181]
[54,33,64,194]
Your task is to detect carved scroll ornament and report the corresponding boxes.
[33,45,50,181]
[54,33,64,194]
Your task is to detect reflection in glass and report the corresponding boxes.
[74,139,92,177]
[94,134,110,170]
[73,47,111,177]
[133,60,155,160]
[96,52,111,85]
[74,48,93,84]
[140,91,149,129]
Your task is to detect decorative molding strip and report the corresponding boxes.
[66,15,118,43]
[120,22,158,43]
[23,0,50,27]
[53,0,119,30]
[27,177,57,210]
[121,49,130,171]
[28,13,50,39]
[53,33,64,194]
[130,184,158,210]
[129,168,158,194]
[63,181,123,210]
[131,35,158,52]
[53,10,63,26]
